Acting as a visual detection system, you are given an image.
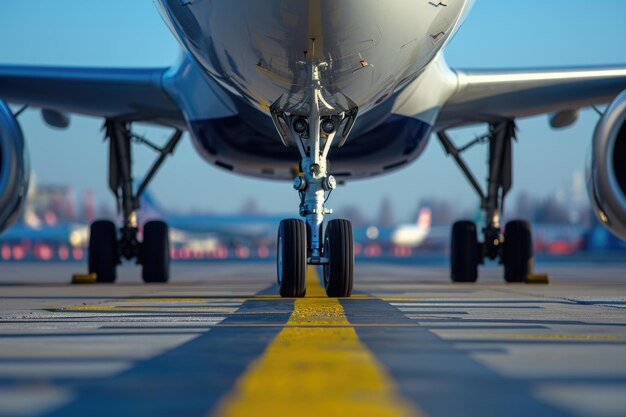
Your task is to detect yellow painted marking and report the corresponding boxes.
[71,273,96,284]
[208,323,423,328]
[526,273,550,284]
[211,266,420,417]
[508,334,620,340]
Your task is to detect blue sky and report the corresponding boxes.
[1,0,626,220]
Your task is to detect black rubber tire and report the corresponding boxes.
[277,219,307,297]
[450,220,479,283]
[88,220,118,283]
[142,221,170,283]
[324,219,354,297]
[503,220,534,283]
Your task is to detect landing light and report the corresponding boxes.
[293,118,308,135]
[321,118,336,134]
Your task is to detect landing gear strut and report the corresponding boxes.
[438,121,533,283]
[271,63,358,297]
[88,121,182,283]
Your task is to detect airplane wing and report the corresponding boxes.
[0,65,185,126]
[0,56,237,128]
[437,66,626,129]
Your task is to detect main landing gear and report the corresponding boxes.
[271,63,358,298]
[88,121,182,283]
[438,121,534,283]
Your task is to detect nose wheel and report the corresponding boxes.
[323,219,354,297]
[276,218,354,298]
[277,219,307,297]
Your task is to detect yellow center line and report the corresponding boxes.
[211,266,421,417]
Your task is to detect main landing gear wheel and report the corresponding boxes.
[439,122,537,283]
[277,219,307,298]
[141,220,170,283]
[88,220,119,283]
[503,220,534,283]
[324,219,354,297]
[95,120,181,284]
[450,220,479,283]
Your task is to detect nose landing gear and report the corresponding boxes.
[271,63,358,298]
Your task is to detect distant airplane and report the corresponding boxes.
[355,207,432,248]
[138,191,287,247]
[1,0,626,296]
[391,208,432,247]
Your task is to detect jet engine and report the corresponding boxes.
[0,99,30,233]
[588,90,626,241]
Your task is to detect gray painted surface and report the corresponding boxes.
[0,261,624,416]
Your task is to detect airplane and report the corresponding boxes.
[391,208,432,248]
[1,0,626,297]
[354,207,432,248]
[139,190,286,243]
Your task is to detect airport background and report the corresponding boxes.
[2,4,626,417]
[1,1,626,261]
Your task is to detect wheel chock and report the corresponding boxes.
[526,273,550,284]
[71,273,97,284]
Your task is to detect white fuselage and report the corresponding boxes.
[157,0,471,117]
[391,207,432,247]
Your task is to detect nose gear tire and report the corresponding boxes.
[323,219,354,297]
[277,219,307,298]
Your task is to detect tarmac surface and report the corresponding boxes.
[0,260,625,417]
